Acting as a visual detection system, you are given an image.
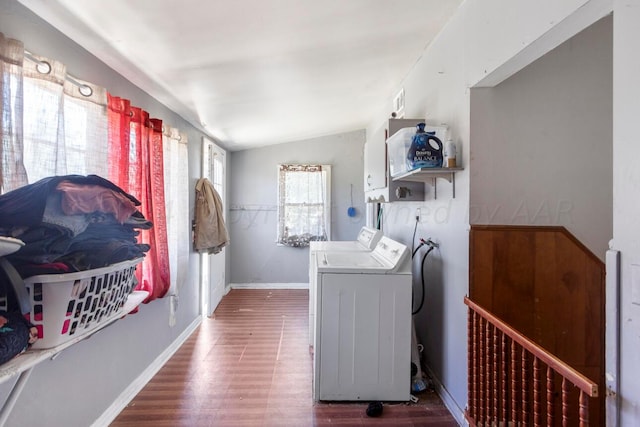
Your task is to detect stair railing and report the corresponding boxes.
[465,296,598,427]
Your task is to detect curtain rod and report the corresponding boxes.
[23,50,93,97]
[23,49,184,141]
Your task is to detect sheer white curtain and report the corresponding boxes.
[0,36,109,192]
[163,126,189,293]
[0,34,28,192]
[22,52,108,182]
[277,164,331,247]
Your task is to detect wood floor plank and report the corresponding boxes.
[111,289,457,426]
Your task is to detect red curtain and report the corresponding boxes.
[107,94,131,189]
[107,94,170,302]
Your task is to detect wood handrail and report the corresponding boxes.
[464,296,598,397]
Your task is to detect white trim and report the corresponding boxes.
[201,136,227,318]
[605,249,620,424]
[91,317,202,427]
[424,365,465,426]
[230,282,309,290]
[323,166,332,240]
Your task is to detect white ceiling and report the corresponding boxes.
[19,0,462,151]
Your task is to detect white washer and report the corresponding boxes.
[308,227,383,346]
[312,236,412,402]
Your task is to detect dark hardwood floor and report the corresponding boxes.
[111,289,458,426]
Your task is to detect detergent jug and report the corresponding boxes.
[406,123,443,170]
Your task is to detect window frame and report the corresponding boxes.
[276,164,331,247]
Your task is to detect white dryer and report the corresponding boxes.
[308,227,382,346]
[312,236,412,402]
[309,226,382,253]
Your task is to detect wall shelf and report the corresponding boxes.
[364,119,428,203]
[0,290,147,424]
[392,167,463,199]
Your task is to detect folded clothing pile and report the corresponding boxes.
[0,174,152,278]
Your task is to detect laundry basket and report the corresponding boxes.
[22,257,144,349]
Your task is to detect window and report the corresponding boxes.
[210,144,224,199]
[22,61,109,183]
[277,164,331,247]
[0,37,184,303]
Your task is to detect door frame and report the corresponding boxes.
[200,136,227,317]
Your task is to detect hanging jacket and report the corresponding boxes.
[194,178,229,254]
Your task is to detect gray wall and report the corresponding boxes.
[229,131,366,284]
[470,16,612,260]
[365,0,614,422]
[0,2,206,425]
[612,0,640,421]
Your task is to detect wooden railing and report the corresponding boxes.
[465,297,598,427]
[468,225,605,425]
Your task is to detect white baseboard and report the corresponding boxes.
[230,282,309,289]
[92,317,202,427]
[424,365,466,426]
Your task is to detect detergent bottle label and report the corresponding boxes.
[407,125,443,169]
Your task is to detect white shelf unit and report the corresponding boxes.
[392,167,463,199]
[364,119,426,203]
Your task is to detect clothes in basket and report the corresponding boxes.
[0,174,152,276]
[0,175,152,353]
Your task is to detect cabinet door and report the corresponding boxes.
[364,124,387,191]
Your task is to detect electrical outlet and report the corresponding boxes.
[416,208,421,221]
[426,238,440,248]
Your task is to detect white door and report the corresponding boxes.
[201,137,227,316]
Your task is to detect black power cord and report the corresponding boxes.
[411,214,418,256]
[412,243,434,315]
[410,215,437,315]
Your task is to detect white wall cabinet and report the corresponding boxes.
[364,118,425,203]
[363,124,387,192]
